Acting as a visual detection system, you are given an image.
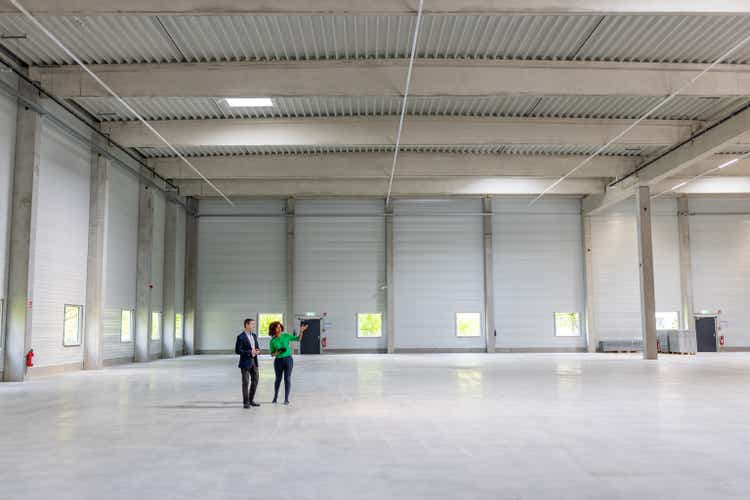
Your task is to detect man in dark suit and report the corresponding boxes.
[235,318,261,408]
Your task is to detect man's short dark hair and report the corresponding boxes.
[244,318,255,327]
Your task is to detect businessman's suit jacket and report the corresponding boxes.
[235,332,260,370]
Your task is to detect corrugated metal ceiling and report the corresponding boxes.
[137,143,668,159]
[74,95,749,122]
[2,14,750,65]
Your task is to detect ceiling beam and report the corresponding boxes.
[174,177,606,198]
[1,0,748,15]
[583,105,750,214]
[30,60,750,99]
[150,153,635,180]
[103,116,694,148]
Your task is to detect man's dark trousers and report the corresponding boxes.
[241,365,259,407]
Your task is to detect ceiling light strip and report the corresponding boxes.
[385,0,424,208]
[528,31,750,207]
[10,0,234,206]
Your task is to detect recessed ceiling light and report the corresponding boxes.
[225,97,273,108]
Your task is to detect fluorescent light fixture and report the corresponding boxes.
[225,97,273,108]
[718,158,739,169]
[671,181,688,191]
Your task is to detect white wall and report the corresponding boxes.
[689,197,750,348]
[150,191,166,356]
[103,167,139,362]
[295,199,386,351]
[0,71,18,373]
[196,199,287,352]
[590,198,682,342]
[493,197,585,349]
[393,199,485,350]
[30,122,91,368]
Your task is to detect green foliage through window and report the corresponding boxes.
[151,312,162,340]
[456,313,481,337]
[259,313,283,337]
[357,313,383,338]
[175,313,183,339]
[63,305,83,346]
[554,312,580,337]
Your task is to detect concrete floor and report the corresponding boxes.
[1,353,750,500]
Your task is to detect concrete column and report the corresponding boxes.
[134,183,154,362]
[183,197,198,356]
[677,196,695,336]
[161,198,178,358]
[636,186,658,360]
[286,198,295,329]
[582,214,598,353]
[3,80,40,382]
[82,138,110,370]
[482,198,496,353]
[385,205,395,354]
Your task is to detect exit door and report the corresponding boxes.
[300,319,321,354]
[695,317,718,352]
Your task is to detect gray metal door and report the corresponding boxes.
[695,317,717,352]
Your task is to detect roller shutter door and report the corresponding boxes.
[590,198,681,342]
[689,197,750,348]
[393,199,485,350]
[492,197,585,349]
[295,199,386,351]
[197,199,287,352]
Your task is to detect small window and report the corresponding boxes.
[357,313,383,338]
[175,313,183,339]
[151,312,162,340]
[258,313,283,337]
[63,305,83,346]
[456,313,481,337]
[554,312,581,337]
[120,309,134,342]
[656,311,679,330]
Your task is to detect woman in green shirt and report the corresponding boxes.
[268,321,307,404]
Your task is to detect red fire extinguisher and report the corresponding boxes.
[720,335,725,347]
[321,337,327,349]
[25,349,34,367]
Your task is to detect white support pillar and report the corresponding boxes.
[286,198,295,331]
[82,138,110,370]
[636,186,658,360]
[134,183,154,362]
[161,198,178,359]
[582,214,598,353]
[677,196,695,336]
[482,198,496,353]
[183,197,198,356]
[2,80,40,382]
[385,205,395,354]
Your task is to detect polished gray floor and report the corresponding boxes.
[2,353,750,499]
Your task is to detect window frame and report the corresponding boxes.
[455,312,482,338]
[62,304,84,347]
[258,313,284,338]
[151,311,162,341]
[554,312,581,337]
[120,308,134,343]
[356,313,383,338]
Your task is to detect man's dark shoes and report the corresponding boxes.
[250,402,260,407]
[243,404,250,409]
